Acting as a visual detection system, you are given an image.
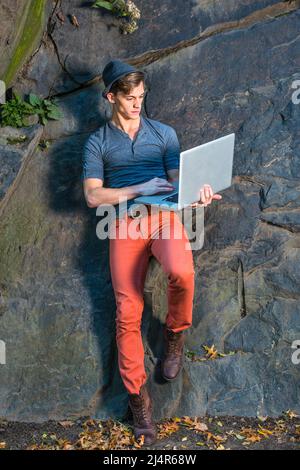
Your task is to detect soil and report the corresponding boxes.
[0,412,300,451]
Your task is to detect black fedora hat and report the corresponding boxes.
[102,59,143,99]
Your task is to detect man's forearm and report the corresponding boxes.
[87,183,142,208]
[167,177,179,183]
[167,169,179,184]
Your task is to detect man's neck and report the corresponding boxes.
[110,113,141,134]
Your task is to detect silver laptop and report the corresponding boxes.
[133,132,235,211]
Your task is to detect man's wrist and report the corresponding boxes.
[133,183,143,196]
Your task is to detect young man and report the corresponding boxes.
[82,59,222,445]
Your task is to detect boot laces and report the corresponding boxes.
[167,332,182,355]
[132,389,151,423]
[141,403,149,422]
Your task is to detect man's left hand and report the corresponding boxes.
[190,184,222,208]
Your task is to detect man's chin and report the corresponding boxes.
[128,114,140,121]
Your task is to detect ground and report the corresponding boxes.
[0,411,300,450]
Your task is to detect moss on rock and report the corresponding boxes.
[3,0,46,87]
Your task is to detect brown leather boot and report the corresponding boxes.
[161,327,185,381]
[128,383,157,445]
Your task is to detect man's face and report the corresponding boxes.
[107,81,145,120]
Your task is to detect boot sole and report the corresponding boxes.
[161,366,182,381]
[136,433,157,446]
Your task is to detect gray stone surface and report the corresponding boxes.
[0,125,43,210]
[16,0,283,96]
[0,1,300,421]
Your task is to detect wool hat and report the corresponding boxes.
[102,59,143,99]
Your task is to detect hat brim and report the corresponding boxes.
[102,73,131,99]
[102,69,147,99]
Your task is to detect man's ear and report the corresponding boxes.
[106,92,115,103]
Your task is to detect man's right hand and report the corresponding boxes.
[137,177,175,196]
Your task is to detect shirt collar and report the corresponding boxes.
[108,115,146,137]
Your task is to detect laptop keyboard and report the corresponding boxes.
[163,193,178,203]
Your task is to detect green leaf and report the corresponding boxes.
[0,92,62,128]
[45,103,58,112]
[92,0,114,10]
[13,92,22,103]
[47,110,63,120]
[28,93,42,106]
[24,102,34,113]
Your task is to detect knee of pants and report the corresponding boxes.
[116,318,142,338]
[115,294,144,332]
[115,292,144,314]
[167,268,195,288]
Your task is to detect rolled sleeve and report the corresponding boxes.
[163,126,180,172]
[82,134,104,181]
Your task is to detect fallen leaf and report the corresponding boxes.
[286,410,299,419]
[70,14,79,27]
[257,415,268,422]
[59,420,75,428]
[240,427,262,443]
[246,435,262,443]
[234,433,246,440]
[203,344,218,359]
[194,422,208,432]
[173,417,181,423]
[180,416,208,433]
[158,419,179,438]
[257,424,274,436]
[134,434,144,448]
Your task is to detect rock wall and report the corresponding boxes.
[0,0,300,421]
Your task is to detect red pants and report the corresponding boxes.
[108,208,195,395]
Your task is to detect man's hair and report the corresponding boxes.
[109,71,146,96]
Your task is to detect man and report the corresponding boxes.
[82,59,222,445]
